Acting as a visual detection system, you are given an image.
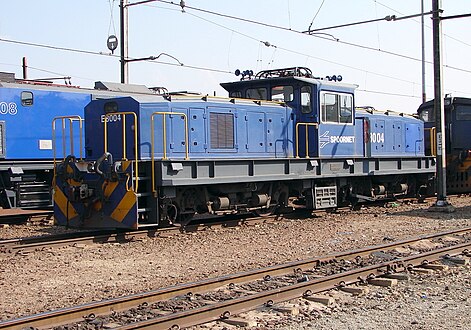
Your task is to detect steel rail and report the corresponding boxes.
[0,227,469,330]
[0,216,275,254]
[0,229,163,254]
[117,240,471,330]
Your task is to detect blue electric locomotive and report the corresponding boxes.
[0,72,156,209]
[53,67,435,229]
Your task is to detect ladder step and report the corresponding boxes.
[133,176,151,181]
[137,223,160,228]
[136,193,152,198]
[17,191,50,196]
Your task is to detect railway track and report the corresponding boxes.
[0,209,52,224]
[0,197,450,255]
[1,227,469,330]
[0,215,279,255]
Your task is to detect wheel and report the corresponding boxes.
[252,205,277,217]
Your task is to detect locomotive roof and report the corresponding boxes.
[356,107,417,119]
[220,76,358,93]
[417,97,471,111]
[0,80,156,96]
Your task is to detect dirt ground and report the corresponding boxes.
[0,195,470,329]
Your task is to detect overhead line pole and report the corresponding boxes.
[431,0,449,209]
[120,0,129,83]
[421,0,426,103]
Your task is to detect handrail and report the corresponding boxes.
[295,122,319,158]
[52,116,84,162]
[151,111,189,194]
[104,112,139,192]
[425,127,437,156]
[51,115,83,188]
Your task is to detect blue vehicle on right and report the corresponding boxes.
[418,97,471,193]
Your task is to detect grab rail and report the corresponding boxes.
[52,115,84,164]
[425,127,436,156]
[151,111,189,194]
[51,115,84,186]
[295,122,319,158]
[104,112,139,192]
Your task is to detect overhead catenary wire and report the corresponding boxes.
[0,37,232,75]
[183,9,471,90]
[307,0,325,31]
[144,0,471,76]
[1,2,469,99]
[2,11,469,98]
[373,0,471,48]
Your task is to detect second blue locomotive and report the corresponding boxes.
[53,67,435,229]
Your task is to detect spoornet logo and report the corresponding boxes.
[319,131,355,148]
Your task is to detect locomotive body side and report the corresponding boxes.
[54,68,436,229]
[83,95,294,161]
[0,82,92,208]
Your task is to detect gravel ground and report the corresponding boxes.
[0,195,470,328]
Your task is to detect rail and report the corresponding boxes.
[151,111,189,194]
[2,227,469,329]
[104,112,139,192]
[295,122,319,158]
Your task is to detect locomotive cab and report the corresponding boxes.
[418,97,471,193]
[220,67,360,158]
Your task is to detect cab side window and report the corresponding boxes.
[321,92,353,124]
[339,94,353,123]
[246,88,267,100]
[301,86,312,114]
[21,91,33,106]
[419,109,431,122]
[271,85,293,102]
[229,91,242,98]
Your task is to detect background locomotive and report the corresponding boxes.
[418,97,471,194]
[0,72,156,209]
[53,67,435,229]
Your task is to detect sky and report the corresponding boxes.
[1,0,470,114]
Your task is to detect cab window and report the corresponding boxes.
[229,91,242,98]
[301,86,312,114]
[271,85,293,102]
[419,109,432,122]
[456,105,471,120]
[246,88,267,100]
[21,91,33,106]
[321,92,353,124]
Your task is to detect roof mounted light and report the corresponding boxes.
[235,69,254,80]
[325,75,343,82]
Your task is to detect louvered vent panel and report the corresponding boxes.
[210,113,234,149]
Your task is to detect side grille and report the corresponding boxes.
[16,182,52,208]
